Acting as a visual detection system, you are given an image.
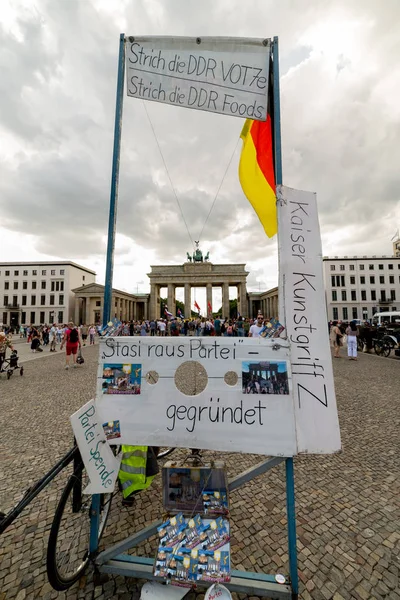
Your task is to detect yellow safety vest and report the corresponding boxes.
[118,445,156,499]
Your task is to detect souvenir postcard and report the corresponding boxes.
[171,548,198,587]
[157,513,186,547]
[153,546,176,578]
[203,490,229,516]
[201,517,230,551]
[259,317,285,339]
[197,550,231,583]
[183,515,210,549]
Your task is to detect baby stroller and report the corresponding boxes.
[1,349,24,379]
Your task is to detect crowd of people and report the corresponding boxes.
[329,320,379,360]
[115,314,269,337]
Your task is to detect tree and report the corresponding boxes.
[214,299,238,319]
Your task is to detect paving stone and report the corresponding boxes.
[0,346,400,600]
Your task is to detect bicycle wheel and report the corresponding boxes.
[357,338,364,352]
[46,463,112,590]
[157,447,175,459]
[381,344,391,358]
[374,342,383,356]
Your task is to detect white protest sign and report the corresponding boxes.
[125,36,270,120]
[70,400,121,494]
[96,337,297,456]
[278,185,341,453]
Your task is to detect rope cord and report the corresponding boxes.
[197,136,241,242]
[143,102,194,248]
[143,101,241,248]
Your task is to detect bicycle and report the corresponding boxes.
[0,444,175,590]
[373,337,392,358]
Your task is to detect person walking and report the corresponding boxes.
[49,323,58,352]
[346,320,359,360]
[89,324,96,345]
[60,321,81,369]
[330,321,343,358]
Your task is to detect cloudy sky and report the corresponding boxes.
[1,0,399,309]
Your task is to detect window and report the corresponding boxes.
[342,307,348,320]
[13,281,18,290]
[51,281,55,292]
[360,276,365,284]
[23,270,28,276]
[388,264,393,270]
[42,270,47,275]
[340,265,345,271]
[391,290,396,301]
[332,291,337,301]
[60,269,65,275]
[369,264,374,270]
[56,281,60,292]
[370,276,375,284]
[96,300,101,307]
[82,275,86,281]
[51,269,56,275]
[330,265,336,271]
[361,290,367,301]
[381,291,386,301]
[21,312,26,324]
[350,276,355,284]
[50,294,55,306]
[32,270,37,276]
[58,310,63,323]
[14,270,19,276]
[331,275,336,287]
[4,295,8,305]
[352,307,358,319]
[41,281,46,289]
[22,296,27,306]
[341,290,347,301]
[40,311,45,324]
[4,282,9,290]
[341,275,345,287]
[362,307,368,318]
[389,275,394,283]
[359,264,365,271]
[349,265,355,271]
[41,295,46,306]
[372,306,377,315]
[59,294,64,305]
[60,281,64,291]
[333,307,338,320]
[371,290,376,301]
[30,311,35,324]
[351,290,357,301]
[379,276,385,284]
[12,295,18,307]
[5,270,10,276]
[31,295,36,305]
[23,281,27,290]
[379,264,384,270]
[32,281,37,290]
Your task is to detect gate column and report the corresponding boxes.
[222,282,230,319]
[184,283,191,319]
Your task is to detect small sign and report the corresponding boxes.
[70,400,121,494]
[125,36,270,120]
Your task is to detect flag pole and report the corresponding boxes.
[272,36,299,600]
[103,33,126,327]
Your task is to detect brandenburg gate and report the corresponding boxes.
[147,248,248,321]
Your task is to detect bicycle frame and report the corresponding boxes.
[0,445,79,535]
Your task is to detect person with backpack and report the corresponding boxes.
[60,321,82,369]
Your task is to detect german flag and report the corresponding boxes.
[239,111,277,238]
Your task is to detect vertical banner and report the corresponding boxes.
[278,185,341,453]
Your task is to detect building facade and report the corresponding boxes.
[323,254,400,322]
[0,262,96,328]
[72,283,149,324]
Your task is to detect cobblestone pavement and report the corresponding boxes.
[0,345,399,599]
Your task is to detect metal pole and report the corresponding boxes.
[103,33,126,326]
[285,457,299,599]
[272,36,286,329]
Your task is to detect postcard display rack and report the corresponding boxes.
[88,33,341,600]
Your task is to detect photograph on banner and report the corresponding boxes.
[96,337,297,456]
[102,363,142,395]
[125,36,270,120]
[102,420,121,440]
[242,360,289,395]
